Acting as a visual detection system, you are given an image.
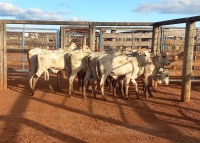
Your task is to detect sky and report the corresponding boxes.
[0,0,200,28]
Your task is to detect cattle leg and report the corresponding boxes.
[78,73,82,92]
[32,75,39,96]
[108,76,113,91]
[68,74,76,96]
[121,77,130,100]
[44,71,55,93]
[131,79,140,99]
[29,76,34,92]
[124,80,130,100]
[112,79,117,97]
[144,78,150,98]
[57,71,62,91]
[83,76,88,99]
[148,78,154,97]
[100,75,107,101]
[91,80,97,98]
[28,69,36,93]
[77,71,86,92]
[152,80,158,92]
[147,85,153,97]
[144,85,149,98]
[120,80,127,99]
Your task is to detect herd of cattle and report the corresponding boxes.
[27,42,170,100]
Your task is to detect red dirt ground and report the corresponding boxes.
[0,72,200,143]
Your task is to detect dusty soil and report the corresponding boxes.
[1,49,200,143]
[0,72,200,143]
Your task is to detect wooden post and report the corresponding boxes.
[132,30,134,49]
[60,26,65,49]
[99,29,103,51]
[95,36,99,52]
[181,22,195,102]
[151,26,161,54]
[0,22,7,90]
[89,24,95,52]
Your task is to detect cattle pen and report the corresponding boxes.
[1,15,200,102]
[0,16,200,143]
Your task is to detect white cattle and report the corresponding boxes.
[27,48,50,93]
[155,68,169,85]
[143,68,169,98]
[29,42,78,95]
[83,50,151,100]
[142,51,170,98]
[82,48,122,99]
[65,45,93,96]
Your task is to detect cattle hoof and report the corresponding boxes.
[102,98,107,101]
[31,91,34,96]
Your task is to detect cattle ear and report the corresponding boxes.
[164,69,168,72]
[162,69,169,73]
[88,55,92,61]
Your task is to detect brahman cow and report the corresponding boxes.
[29,42,78,95]
[83,50,151,100]
[65,44,93,96]
[142,51,170,98]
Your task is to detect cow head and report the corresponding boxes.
[156,68,169,85]
[159,51,170,66]
[137,49,152,66]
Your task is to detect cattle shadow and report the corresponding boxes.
[1,72,87,143]
[31,93,200,143]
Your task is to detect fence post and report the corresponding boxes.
[60,26,65,49]
[0,22,7,90]
[151,25,161,54]
[89,24,96,52]
[56,29,60,49]
[99,29,103,51]
[181,22,195,102]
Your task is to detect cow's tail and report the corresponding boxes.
[27,51,31,72]
[95,57,101,79]
[67,53,72,75]
[35,54,39,73]
[87,55,93,75]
